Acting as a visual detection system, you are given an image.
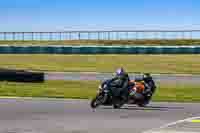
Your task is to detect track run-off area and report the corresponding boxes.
[45,72,200,85]
[0,99,200,133]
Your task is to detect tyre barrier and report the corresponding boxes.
[0,45,200,54]
[0,69,44,83]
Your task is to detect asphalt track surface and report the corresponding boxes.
[45,72,200,85]
[0,99,200,133]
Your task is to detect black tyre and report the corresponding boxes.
[90,94,105,109]
[137,100,149,107]
[112,97,123,109]
[113,104,121,109]
[137,103,147,107]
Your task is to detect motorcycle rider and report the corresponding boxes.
[142,73,156,100]
[127,73,156,105]
[106,67,130,104]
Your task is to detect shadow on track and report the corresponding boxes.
[101,105,184,111]
[144,105,185,110]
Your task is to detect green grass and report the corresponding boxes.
[0,81,98,99]
[0,39,200,45]
[0,80,199,102]
[0,54,200,74]
[153,84,200,102]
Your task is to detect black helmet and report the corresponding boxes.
[143,73,152,81]
[143,73,151,78]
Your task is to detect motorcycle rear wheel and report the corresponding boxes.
[137,103,147,107]
[137,99,150,107]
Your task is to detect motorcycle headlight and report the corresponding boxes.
[98,85,102,90]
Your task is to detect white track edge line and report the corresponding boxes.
[143,116,200,133]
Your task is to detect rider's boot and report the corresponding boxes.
[119,94,128,106]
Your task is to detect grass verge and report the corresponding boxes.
[0,80,199,102]
[0,54,200,74]
[0,40,200,45]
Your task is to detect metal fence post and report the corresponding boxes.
[49,32,52,41]
[40,32,42,41]
[78,32,81,40]
[190,31,193,39]
[22,32,24,41]
[13,32,15,40]
[59,32,62,41]
[69,32,72,40]
[97,32,100,40]
[4,32,6,40]
[31,32,34,41]
[126,32,129,40]
[116,32,119,40]
[135,32,138,40]
[182,32,185,39]
[108,32,110,40]
[88,32,90,40]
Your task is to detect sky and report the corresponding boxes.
[0,0,200,32]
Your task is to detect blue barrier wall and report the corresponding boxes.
[0,45,200,54]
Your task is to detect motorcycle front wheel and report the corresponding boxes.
[137,98,150,107]
[90,94,107,109]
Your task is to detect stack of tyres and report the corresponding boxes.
[0,69,44,83]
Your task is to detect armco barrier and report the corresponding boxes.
[0,69,44,82]
[0,45,200,54]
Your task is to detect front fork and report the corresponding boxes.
[96,89,109,104]
[102,89,109,103]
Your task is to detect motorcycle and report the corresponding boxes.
[127,80,153,107]
[90,78,156,109]
[90,80,115,109]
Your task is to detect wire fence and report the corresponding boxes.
[0,30,200,41]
